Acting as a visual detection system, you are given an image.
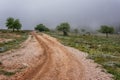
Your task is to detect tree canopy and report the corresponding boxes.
[56,22,70,36]
[35,24,49,32]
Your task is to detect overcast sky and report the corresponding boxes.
[0,0,120,30]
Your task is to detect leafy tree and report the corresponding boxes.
[6,17,22,31]
[35,24,49,32]
[74,28,79,35]
[81,29,85,33]
[56,22,70,36]
[6,17,14,30]
[99,25,114,38]
[13,19,22,31]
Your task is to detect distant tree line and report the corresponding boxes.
[34,22,115,38]
[4,17,115,38]
[35,22,70,36]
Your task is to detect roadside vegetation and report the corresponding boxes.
[0,30,28,53]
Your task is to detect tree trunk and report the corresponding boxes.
[17,29,19,31]
[13,28,15,32]
[63,31,68,36]
[106,33,108,38]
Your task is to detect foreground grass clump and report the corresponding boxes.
[0,69,15,76]
[47,32,120,80]
[0,30,28,53]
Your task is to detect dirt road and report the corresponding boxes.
[0,32,113,80]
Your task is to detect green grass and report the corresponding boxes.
[47,32,120,80]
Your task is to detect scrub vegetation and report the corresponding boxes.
[0,30,28,53]
[47,31,120,80]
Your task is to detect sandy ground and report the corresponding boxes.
[0,32,113,80]
[0,38,13,43]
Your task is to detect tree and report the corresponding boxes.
[6,17,14,30]
[6,17,22,31]
[99,25,114,38]
[56,22,70,36]
[13,19,22,31]
[35,24,49,32]
[81,29,85,33]
[74,28,79,35]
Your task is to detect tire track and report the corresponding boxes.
[18,32,53,80]
[39,33,85,80]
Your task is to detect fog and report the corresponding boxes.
[0,0,120,30]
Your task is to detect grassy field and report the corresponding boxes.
[0,30,28,53]
[47,32,120,80]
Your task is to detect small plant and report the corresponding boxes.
[0,69,15,76]
[0,61,2,65]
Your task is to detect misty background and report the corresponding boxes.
[0,0,120,32]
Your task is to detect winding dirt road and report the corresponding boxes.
[0,32,113,80]
[27,32,85,80]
